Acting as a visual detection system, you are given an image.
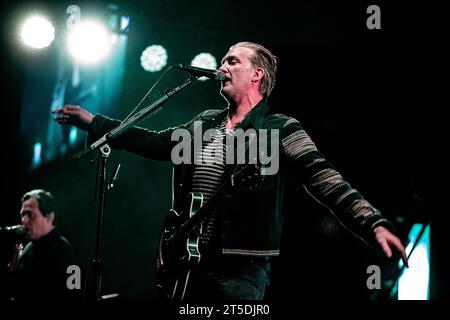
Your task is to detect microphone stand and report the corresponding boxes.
[73,75,197,302]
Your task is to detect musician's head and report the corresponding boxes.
[219,42,277,102]
[20,189,57,240]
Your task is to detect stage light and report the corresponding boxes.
[120,16,130,33]
[140,45,168,72]
[397,223,430,300]
[20,16,55,49]
[190,53,218,81]
[32,142,42,168]
[69,127,78,145]
[66,20,115,65]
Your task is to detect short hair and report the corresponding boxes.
[21,189,57,218]
[230,41,278,99]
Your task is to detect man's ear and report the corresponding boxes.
[252,68,265,82]
[47,212,55,225]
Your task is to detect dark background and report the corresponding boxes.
[1,0,447,306]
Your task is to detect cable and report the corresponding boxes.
[121,65,174,123]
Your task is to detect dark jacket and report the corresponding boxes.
[8,228,77,301]
[88,102,392,257]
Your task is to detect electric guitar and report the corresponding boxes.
[156,164,266,301]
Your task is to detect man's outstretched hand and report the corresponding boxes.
[374,225,409,267]
[52,104,94,131]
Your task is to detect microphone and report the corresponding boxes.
[174,64,227,81]
[0,224,25,235]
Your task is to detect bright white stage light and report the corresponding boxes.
[140,45,168,72]
[20,16,55,49]
[66,20,115,65]
[190,53,218,81]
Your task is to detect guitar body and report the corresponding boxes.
[155,164,263,301]
[156,192,204,301]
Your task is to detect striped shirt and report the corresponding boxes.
[191,118,228,255]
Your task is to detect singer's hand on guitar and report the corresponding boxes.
[52,104,94,130]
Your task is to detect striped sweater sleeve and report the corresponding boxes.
[281,117,392,244]
[87,110,214,162]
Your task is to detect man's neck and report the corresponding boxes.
[32,226,56,243]
[228,95,263,127]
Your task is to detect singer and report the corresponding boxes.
[4,189,79,301]
[53,41,407,301]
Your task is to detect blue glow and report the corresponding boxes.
[59,143,67,155]
[32,142,42,168]
[398,223,430,300]
[69,127,78,145]
[120,16,130,32]
[21,19,127,170]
